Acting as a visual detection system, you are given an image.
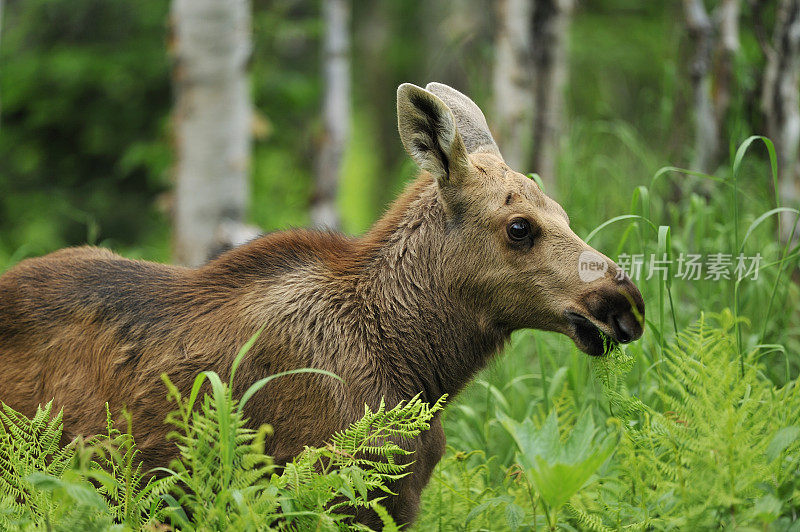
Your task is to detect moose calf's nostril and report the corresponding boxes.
[611,313,636,343]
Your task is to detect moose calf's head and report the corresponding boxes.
[397,83,644,356]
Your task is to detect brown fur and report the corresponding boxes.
[0,83,644,527]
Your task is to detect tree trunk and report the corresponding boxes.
[713,0,740,124]
[493,0,533,170]
[311,0,351,230]
[530,0,574,196]
[684,0,719,174]
[683,0,740,174]
[762,0,800,243]
[171,0,252,267]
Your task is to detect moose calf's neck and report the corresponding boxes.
[355,175,508,403]
[222,173,506,411]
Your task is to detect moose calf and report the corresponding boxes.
[0,82,644,527]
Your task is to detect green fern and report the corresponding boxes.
[588,311,800,528]
[428,314,800,531]
[0,401,76,525]
[158,366,443,530]
[416,447,529,531]
[329,394,447,473]
[268,394,445,529]
[1,369,443,531]
[158,370,283,530]
[565,501,613,532]
[86,404,176,528]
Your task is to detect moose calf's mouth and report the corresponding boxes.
[566,312,619,358]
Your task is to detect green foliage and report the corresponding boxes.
[0,0,172,261]
[276,394,445,526]
[0,401,167,531]
[328,394,448,478]
[421,316,800,530]
[159,360,444,530]
[88,406,176,528]
[498,409,617,525]
[0,371,445,530]
[414,448,529,531]
[600,311,800,529]
[0,401,76,527]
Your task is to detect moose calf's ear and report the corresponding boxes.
[396,83,472,187]
[425,82,504,160]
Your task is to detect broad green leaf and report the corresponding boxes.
[499,410,618,513]
[505,501,525,531]
[766,426,800,462]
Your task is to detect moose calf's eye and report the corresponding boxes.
[507,218,531,242]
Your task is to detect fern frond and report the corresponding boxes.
[566,502,613,532]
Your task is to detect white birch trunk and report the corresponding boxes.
[311,0,351,230]
[684,0,718,174]
[683,0,740,174]
[172,0,252,266]
[493,0,533,170]
[530,0,574,196]
[713,0,739,134]
[763,0,800,243]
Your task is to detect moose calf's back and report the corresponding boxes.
[0,247,232,457]
[0,238,366,463]
[0,82,644,527]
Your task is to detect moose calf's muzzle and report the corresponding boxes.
[568,272,645,357]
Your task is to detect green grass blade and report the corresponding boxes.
[237,369,342,413]
[230,326,265,388]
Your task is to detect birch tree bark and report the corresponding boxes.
[684,0,718,174]
[493,0,533,170]
[172,0,252,266]
[714,0,740,126]
[530,0,574,196]
[683,0,740,174]
[762,0,800,243]
[311,0,350,230]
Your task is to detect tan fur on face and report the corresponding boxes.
[0,83,643,528]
